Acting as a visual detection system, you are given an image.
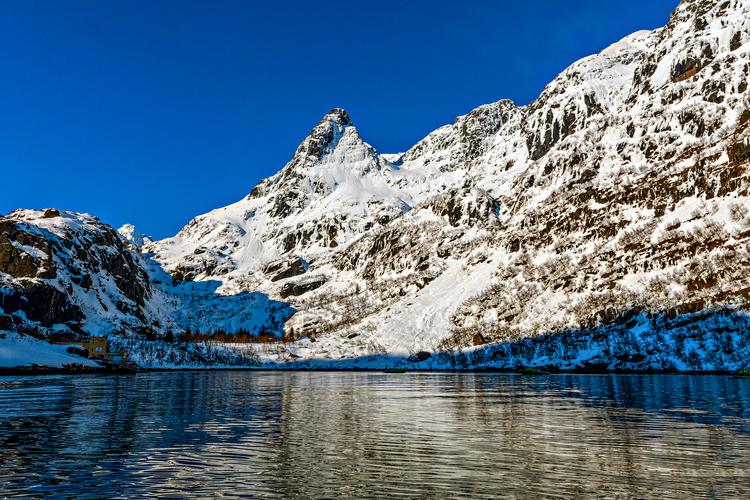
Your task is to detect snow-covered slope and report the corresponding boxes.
[2,0,750,370]
[0,331,100,369]
[145,109,415,283]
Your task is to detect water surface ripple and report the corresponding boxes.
[1,372,749,498]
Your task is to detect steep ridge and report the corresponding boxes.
[145,109,414,286]
[443,0,750,342]
[3,0,750,370]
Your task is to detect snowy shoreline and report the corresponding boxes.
[4,306,750,375]
[0,365,745,377]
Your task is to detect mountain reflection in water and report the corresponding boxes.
[1,372,749,499]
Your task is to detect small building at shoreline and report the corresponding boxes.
[52,336,126,362]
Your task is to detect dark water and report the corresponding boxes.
[1,372,750,499]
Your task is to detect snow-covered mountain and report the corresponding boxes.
[148,0,750,348]
[0,209,161,337]
[0,210,293,346]
[3,0,750,370]
[117,223,150,248]
[144,109,421,284]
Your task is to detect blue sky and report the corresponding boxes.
[0,0,679,239]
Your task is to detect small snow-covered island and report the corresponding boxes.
[3,0,750,374]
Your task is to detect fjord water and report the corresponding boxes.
[1,372,749,499]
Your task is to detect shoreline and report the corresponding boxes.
[0,366,108,376]
[1,365,744,377]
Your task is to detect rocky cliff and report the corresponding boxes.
[0,209,158,337]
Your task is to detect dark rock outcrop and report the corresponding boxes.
[266,258,307,282]
[0,282,84,326]
[280,276,326,299]
[0,219,56,279]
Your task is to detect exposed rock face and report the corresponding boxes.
[266,258,307,282]
[403,100,519,170]
[0,219,55,279]
[0,281,83,326]
[280,276,326,299]
[0,210,155,330]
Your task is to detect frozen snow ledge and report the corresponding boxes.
[105,308,750,373]
[0,330,104,375]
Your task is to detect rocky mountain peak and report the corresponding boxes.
[242,107,387,221]
[294,108,356,161]
[322,108,353,127]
